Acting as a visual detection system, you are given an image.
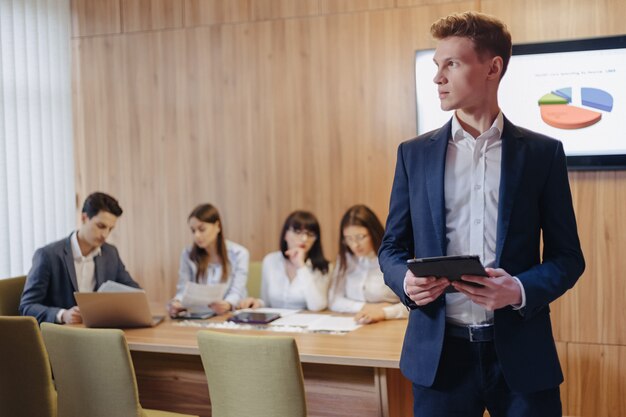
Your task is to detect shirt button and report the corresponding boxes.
[474,184,482,190]
[474,219,482,224]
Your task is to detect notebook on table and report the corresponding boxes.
[74,291,164,328]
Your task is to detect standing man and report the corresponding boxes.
[20,192,140,324]
[379,12,585,417]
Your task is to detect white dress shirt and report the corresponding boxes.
[330,253,407,319]
[57,231,101,323]
[260,251,330,311]
[444,112,525,326]
[71,231,100,292]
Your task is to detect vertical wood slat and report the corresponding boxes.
[71,0,121,37]
[250,0,320,21]
[121,0,184,32]
[481,0,626,42]
[320,0,396,14]
[567,342,626,417]
[552,172,626,346]
[184,0,251,27]
[397,0,468,7]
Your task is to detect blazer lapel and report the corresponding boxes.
[94,250,106,290]
[424,121,451,255]
[496,117,527,265]
[63,237,79,292]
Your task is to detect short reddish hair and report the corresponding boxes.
[431,11,512,78]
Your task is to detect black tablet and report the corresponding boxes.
[407,255,487,287]
[171,311,215,320]
[228,311,281,324]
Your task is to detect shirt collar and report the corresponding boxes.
[451,111,504,143]
[71,231,101,261]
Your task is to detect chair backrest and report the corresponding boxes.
[0,316,57,417]
[41,323,143,417]
[0,275,26,315]
[197,330,307,417]
[247,261,262,298]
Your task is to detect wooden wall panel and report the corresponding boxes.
[122,0,184,32]
[320,0,396,14]
[250,0,319,21]
[71,0,121,37]
[553,172,626,346]
[567,343,626,417]
[184,0,251,26]
[73,1,475,300]
[482,0,626,42]
[556,342,568,415]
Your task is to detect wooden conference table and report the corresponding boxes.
[122,313,413,417]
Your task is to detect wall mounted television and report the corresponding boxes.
[415,35,626,170]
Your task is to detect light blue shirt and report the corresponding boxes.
[175,240,249,309]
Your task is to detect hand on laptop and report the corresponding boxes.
[62,306,82,324]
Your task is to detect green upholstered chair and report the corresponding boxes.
[0,316,57,417]
[197,330,307,417]
[41,324,197,417]
[247,261,262,298]
[0,275,26,315]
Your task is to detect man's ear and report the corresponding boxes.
[80,212,88,224]
[487,56,503,80]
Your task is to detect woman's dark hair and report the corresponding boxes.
[279,210,329,274]
[82,192,123,218]
[188,203,229,283]
[336,204,384,277]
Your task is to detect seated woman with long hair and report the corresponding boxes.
[168,203,249,317]
[329,204,407,324]
[239,210,330,311]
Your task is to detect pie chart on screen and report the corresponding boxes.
[537,87,613,129]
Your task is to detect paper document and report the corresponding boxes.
[306,316,362,332]
[270,313,362,332]
[270,313,327,327]
[98,280,144,293]
[180,282,227,307]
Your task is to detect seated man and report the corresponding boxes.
[20,192,140,324]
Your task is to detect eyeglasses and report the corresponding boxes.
[289,228,317,240]
[343,234,369,244]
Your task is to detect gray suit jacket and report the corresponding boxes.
[19,234,139,323]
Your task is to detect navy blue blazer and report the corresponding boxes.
[19,234,140,323]
[379,117,585,394]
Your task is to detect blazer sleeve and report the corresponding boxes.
[378,143,416,306]
[19,248,61,324]
[110,246,140,289]
[516,141,585,319]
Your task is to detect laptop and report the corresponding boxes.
[74,291,165,328]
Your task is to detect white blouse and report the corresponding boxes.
[329,253,407,319]
[260,251,330,311]
[174,240,249,309]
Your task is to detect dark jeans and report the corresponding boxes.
[412,336,562,417]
